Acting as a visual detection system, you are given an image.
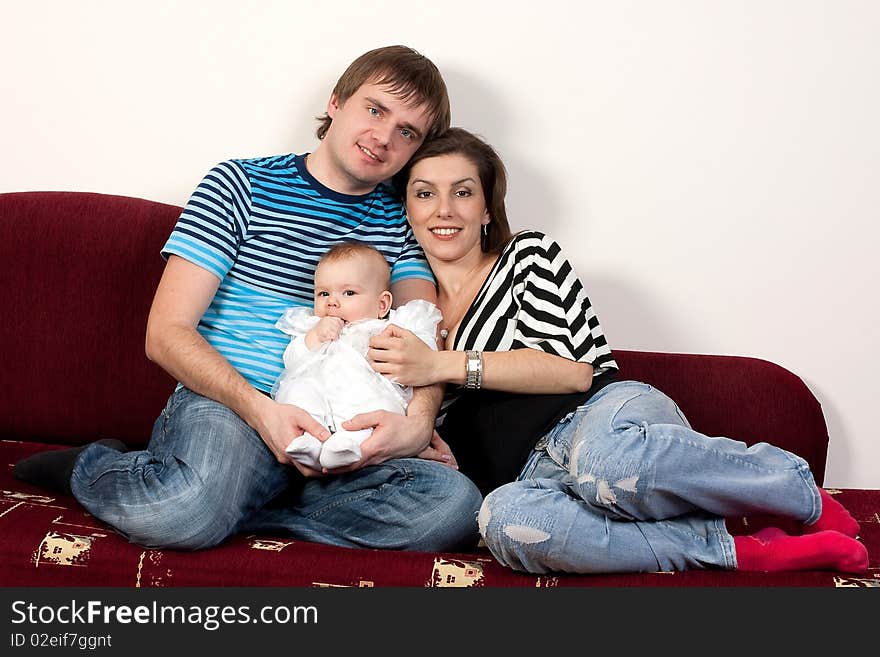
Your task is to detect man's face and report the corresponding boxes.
[322,82,432,194]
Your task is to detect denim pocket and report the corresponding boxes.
[158,387,190,442]
[544,406,586,471]
[607,382,692,432]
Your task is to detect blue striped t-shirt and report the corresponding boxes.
[162,153,434,392]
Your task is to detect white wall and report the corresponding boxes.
[2,0,877,488]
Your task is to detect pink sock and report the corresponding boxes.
[804,488,860,538]
[735,528,868,573]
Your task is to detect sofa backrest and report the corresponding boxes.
[0,192,829,482]
[0,192,178,447]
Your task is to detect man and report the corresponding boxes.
[15,45,482,552]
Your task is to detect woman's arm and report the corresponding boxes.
[369,325,594,394]
[444,348,593,394]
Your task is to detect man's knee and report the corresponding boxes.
[400,460,483,551]
[116,490,238,551]
[75,452,271,551]
[437,465,482,514]
[444,476,483,548]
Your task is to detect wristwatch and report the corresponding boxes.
[464,350,483,389]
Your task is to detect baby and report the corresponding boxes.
[273,241,441,469]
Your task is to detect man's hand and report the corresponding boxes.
[368,324,440,387]
[252,397,331,477]
[330,410,434,471]
[305,316,345,350]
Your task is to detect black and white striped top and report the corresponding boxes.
[437,230,619,493]
[444,230,618,404]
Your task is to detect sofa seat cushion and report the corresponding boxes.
[3,440,877,588]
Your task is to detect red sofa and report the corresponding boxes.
[1,191,877,587]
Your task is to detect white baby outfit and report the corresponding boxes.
[273,299,442,469]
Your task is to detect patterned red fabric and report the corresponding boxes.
[2,440,877,587]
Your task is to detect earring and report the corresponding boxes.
[481,224,488,238]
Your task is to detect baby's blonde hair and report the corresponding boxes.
[317,242,391,289]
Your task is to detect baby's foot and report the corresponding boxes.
[285,433,323,470]
[319,428,372,469]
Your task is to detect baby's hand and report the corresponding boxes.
[305,316,345,350]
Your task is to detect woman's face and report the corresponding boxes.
[405,153,490,263]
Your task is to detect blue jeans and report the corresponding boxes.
[71,387,482,551]
[478,381,822,574]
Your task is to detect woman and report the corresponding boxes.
[367,127,868,575]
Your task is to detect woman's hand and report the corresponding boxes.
[368,324,443,387]
[418,431,459,469]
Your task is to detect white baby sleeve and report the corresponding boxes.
[275,307,323,366]
[272,306,325,399]
[276,306,321,338]
[387,299,443,351]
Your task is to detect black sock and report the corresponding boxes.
[13,439,127,496]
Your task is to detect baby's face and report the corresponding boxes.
[313,255,391,322]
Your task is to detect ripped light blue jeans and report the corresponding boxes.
[71,387,483,551]
[478,381,822,574]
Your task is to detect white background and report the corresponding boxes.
[2,1,877,488]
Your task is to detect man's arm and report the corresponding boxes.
[389,278,438,310]
[145,255,329,470]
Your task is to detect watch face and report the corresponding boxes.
[465,351,482,389]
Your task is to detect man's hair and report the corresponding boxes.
[317,241,391,289]
[393,127,514,254]
[315,45,450,142]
